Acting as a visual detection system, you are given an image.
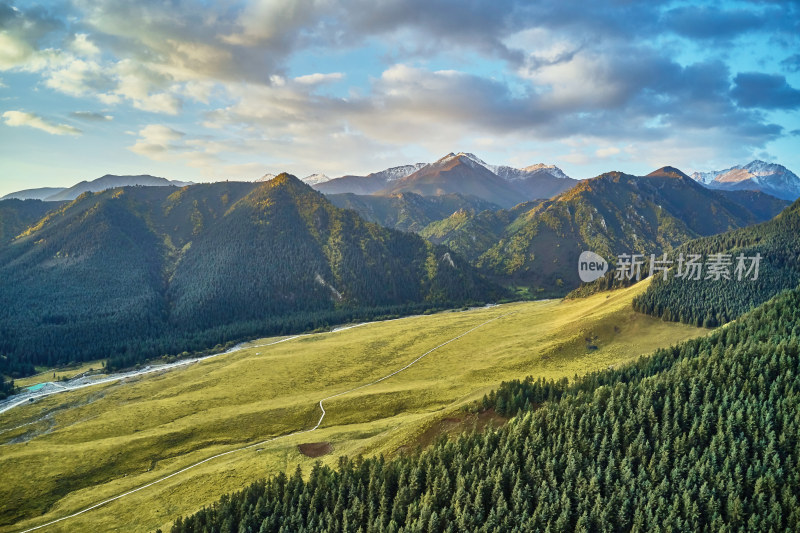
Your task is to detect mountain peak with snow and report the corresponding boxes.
[302,173,331,186]
[316,152,576,204]
[430,152,572,183]
[691,160,800,200]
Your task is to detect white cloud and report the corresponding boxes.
[181,81,216,104]
[128,124,185,159]
[2,110,81,136]
[0,33,36,69]
[70,34,101,57]
[294,72,344,85]
[44,58,114,97]
[41,57,182,115]
[595,146,621,158]
[1,0,796,182]
[130,91,182,114]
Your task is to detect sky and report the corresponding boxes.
[0,0,799,197]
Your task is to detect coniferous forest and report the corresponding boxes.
[634,198,800,327]
[0,177,504,374]
[166,284,800,532]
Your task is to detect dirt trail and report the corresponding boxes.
[15,312,511,533]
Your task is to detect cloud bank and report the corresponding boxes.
[1,0,798,180]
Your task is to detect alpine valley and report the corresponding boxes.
[0,155,794,377]
[2,151,800,533]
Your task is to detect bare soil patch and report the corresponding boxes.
[298,441,333,457]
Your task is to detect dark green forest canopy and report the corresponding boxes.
[167,284,800,533]
[634,198,800,327]
[0,176,504,373]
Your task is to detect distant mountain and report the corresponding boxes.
[714,189,793,222]
[691,160,800,200]
[634,197,800,327]
[326,192,500,233]
[495,162,572,181]
[0,176,503,369]
[383,153,528,208]
[257,172,331,186]
[315,163,427,195]
[316,153,576,206]
[17,174,193,202]
[0,187,67,201]
[425,167,787,295]
[453,152,577,200]
[301,173,331,186]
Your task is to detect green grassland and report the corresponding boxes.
[15,360,107,388]
[0,279,705,533]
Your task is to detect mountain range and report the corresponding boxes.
[691,160,800,200]
[0,175,502,369]
[0,175,192,202]
[313,155,800,208]
[316,153,577,207]
[314,163,427,195]
[418,167,788,295]
[0,155,795,370]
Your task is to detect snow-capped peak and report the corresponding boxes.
[371,163,427,181]
[691,160,800,200]
[455,152,490,166]
[519,163,572,181]
[690,168,721,185]
[256,173,277,182]
[432,152,489,170]
[432,152,571,181]
[692,160,793,185]
[301,173,331,186]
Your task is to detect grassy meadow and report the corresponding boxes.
[15,360,107,389]
[0,279,706,532]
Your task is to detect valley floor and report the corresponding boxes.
[0,279,704,533]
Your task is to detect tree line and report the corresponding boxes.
[165,284,800,532]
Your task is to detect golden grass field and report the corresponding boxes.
[0,279,706,532]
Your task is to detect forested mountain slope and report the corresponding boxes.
[420,202,540,262]
[0,199,64,244]
[451,168,785,294]
[325,192,500,233]
[633,197,800,327]
[168,282,800,533]
[0,176,502,371]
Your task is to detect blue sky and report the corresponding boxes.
[0,0,798,196]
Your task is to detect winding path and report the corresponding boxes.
[16,312,511,532]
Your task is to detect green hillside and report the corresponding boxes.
[634,198,800,326]
[420,203,539,262]
[0,176,503,371]
[422,169,787,296]
[0,198,64,244]
[167,282,800,533]
[326,192,500,233]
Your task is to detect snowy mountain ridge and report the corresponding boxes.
[691,160,800,201]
